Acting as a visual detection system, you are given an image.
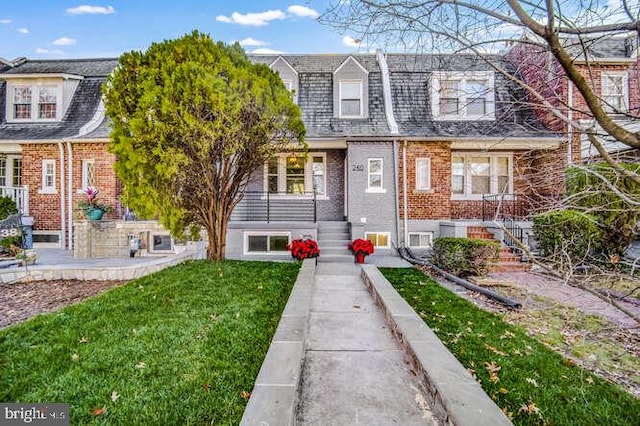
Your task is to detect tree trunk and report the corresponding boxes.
[205,204,229,261]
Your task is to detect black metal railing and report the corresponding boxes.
[482,193,528,222]
[231,191,317,223]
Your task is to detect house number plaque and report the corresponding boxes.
[352,164,364,171]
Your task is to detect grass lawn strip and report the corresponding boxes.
[380,267,640,425]
[0,260,299,425]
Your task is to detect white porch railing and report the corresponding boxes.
[0,185,29,215]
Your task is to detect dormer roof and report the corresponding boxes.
[269,56,298,75]
[334,55,369,75]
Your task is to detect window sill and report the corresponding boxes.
[433,115,494,121]
[38,188,58,195]
[452,194,514,201]
[413,188,433,194]
[7,118,61,124]
[366,188,387,194]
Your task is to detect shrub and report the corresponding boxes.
[431,237,499,277]
[566,163,640,255]
[0,196,17,220]
[532,209,603,272]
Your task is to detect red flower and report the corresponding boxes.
[287,238,320,260]
[349,239,374,257]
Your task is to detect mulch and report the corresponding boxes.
[0,279,126,329]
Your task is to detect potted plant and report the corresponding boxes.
[78,187,112,220]
[287,238,320,260]
[349,238,375,264]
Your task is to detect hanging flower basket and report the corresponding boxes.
[287,238,320,260]
[348,238,374,264]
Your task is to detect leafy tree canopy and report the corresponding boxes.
[103,31,305,259]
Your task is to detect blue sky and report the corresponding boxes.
[0,1,364,60]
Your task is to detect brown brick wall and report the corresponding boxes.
[398,141,452,220]
[22,141,119,232]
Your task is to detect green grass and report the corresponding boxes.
[380,267,640,425]
[0,260,300,425]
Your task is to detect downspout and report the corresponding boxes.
[392,139,400,245]
[66,140,73,251]
[403,141,408,246]
[58,142,66,249]
[567,80,574,165]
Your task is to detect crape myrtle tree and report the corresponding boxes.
[323,0,640,250]
[103,31,305,260]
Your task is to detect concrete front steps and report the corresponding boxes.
[467,226,530,273]
[317,221,353,263]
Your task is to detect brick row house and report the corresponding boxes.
[505,34,640,163]
[9,43,633,260]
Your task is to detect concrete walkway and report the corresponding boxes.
[296,262,437,424]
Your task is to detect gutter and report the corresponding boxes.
[402,141,408,247]
[392,140,400,246]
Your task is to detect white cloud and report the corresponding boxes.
[342,36,363,47]
[17,28,29,34]
[287,5,319,18]
[66,5,115,15]
[36,48,64,55]
[251,48,284,54]
[239,37,266,46]
[52,37,77,46]
[216,10,286,26]
[0,19,11,24]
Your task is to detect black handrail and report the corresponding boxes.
[231,191,318,223]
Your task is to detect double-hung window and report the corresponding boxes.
[367,158,384,192]
[415,158,431,190]
[451,153,512,199]
[265,153,327,196]
[432,72,495,120]
[13,86,32,120]
[601,72,628,113]
[41,159,56,193]
[339,80,363,118]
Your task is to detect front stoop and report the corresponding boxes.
[467,226,530,273]
[317,221,352,263]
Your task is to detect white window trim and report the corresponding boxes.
[263,153,328,200]
[281,78,298,104]
[6,82,63,123]
[79,159,95,192]
[601,71,628,113]
[339,79,364,118]
[431,71,495,121]
[243,231,291,255]
[408,232,434,248]
[39,159,57,194]
[451,153,513,200]
[366,158,386,193]
[364,232,391,249]
[415,157,431,191]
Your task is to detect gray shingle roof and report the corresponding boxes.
[562,34,637,59]
[1,58,117,77]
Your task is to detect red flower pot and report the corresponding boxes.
[355,252,366,264]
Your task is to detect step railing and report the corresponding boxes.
[0,185,29,215]
[231,191,317,223]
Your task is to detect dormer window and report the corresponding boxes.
[431,71,495,120]
[339,80,363,118]
[7,83,62,122]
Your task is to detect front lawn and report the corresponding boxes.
[0,260,300,425]
[381,267,640,425]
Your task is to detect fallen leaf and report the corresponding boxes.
[79,337,89,344]
[484,361,501,383]
[91,407,105,416]
[485,344,508,357]
[586,377,594,384]
[209,314,219,321]
[111,391,120,402]
[499,387,508,394]
[71,353,79,362]
[203,383,211,392]
[135,362,146,369]
[240,391,251,400]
